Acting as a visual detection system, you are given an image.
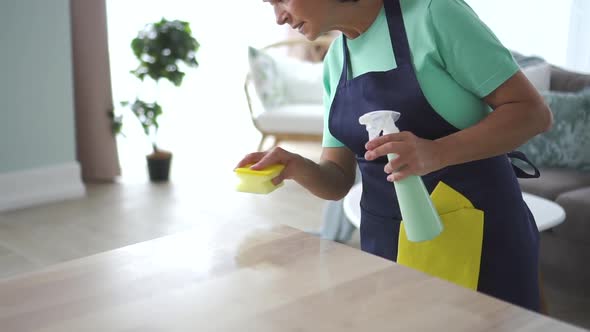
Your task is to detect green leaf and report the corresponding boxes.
[122,18,200,146]
[129,17,200,86]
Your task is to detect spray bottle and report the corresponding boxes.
[359,110,443,242]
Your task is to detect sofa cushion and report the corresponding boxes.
[518,168,590,200]
[540,230,590,296]
[511,52,551,92]
[554,187,590,244]
[255,104,324,135]
[550,65,590,92]
[521,62,551,92]
[511,52,545,67]
[517,89,590,171]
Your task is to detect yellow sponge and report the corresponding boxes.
[234,164,285,194]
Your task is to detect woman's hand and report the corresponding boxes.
[364,131,445,182]
[236,147,304,186]
[237,146,356,200]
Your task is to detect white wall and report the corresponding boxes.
[466,0,574,69]
[0,0,78,173]
[0,0,84,211]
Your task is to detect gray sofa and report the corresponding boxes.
[517,65,590,328]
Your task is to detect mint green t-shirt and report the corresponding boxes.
[322,0,520,147]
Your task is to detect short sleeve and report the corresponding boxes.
[322,38,345,148]
[427,0,520,98]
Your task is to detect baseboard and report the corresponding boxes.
[0,162,86,213]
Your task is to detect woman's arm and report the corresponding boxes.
[435,70,552,168]
[365,71,553,181]
[237,146,356,201]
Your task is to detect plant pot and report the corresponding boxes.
[146,150,172,182]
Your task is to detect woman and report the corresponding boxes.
[239,0,552,311]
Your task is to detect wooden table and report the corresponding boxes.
[0,221,585,331]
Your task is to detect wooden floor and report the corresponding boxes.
[0,141,341,279]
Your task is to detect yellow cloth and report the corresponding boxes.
[397,181,484,290]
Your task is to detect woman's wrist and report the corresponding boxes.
[290,155,318,182]
[434,135,460,169]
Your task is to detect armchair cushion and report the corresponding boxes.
[248,46,286,109]
[255,104,324,135]
[248,46,324,109]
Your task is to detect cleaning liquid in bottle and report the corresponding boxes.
[359,110,443,242]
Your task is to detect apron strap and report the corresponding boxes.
[508,151,540,179]
[341,0,412,83]
[382,0,412,67]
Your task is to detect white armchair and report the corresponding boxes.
[244,36,334,151]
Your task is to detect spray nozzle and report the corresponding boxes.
[358,110,401,140]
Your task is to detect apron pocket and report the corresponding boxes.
[397,181,484,290]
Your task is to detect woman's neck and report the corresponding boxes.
[332,0,383,39]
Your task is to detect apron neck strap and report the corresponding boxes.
[383,0,412,67]
[340,0,413,82]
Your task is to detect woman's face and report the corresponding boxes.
[264,0,335,40]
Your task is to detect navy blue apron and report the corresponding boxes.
[328,0,541,311]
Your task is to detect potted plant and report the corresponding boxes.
[112,18,200,182]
